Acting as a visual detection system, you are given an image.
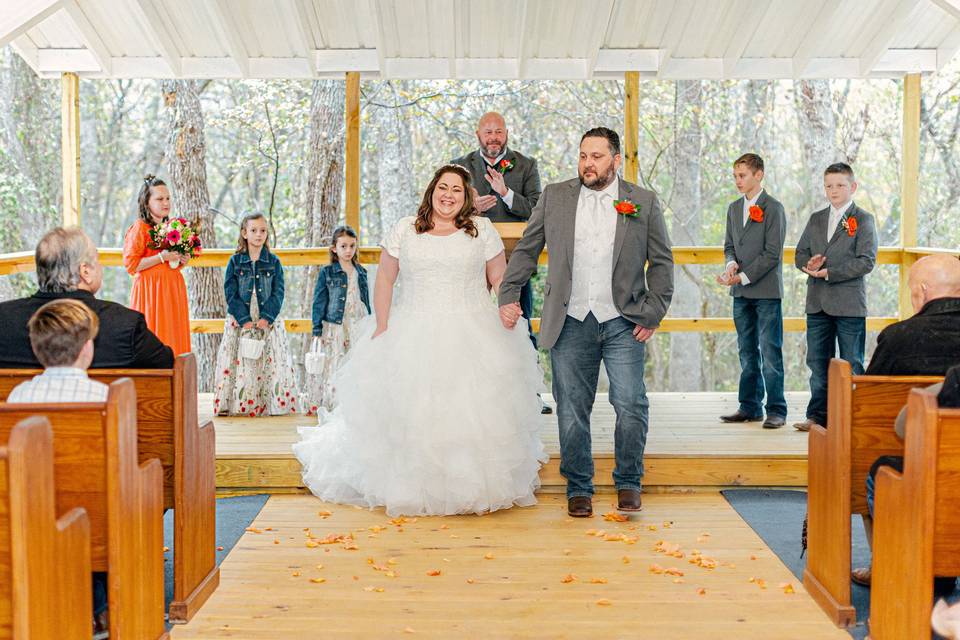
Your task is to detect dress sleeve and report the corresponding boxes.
[380,217,410,259]
[123,223,147,275]
[479,217,505,261]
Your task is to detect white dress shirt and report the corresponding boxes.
[827,200,853,242]
[568,177,620,324]
[6,367,109,403]
[725,188,765,286]
[482,151,515,209]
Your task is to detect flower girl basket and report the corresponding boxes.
[239,329,265,360]
[304,339,325,375]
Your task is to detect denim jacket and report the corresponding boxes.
[224,247,285,325]
[311,262,370,336]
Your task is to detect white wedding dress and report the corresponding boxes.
[293,215,547,516]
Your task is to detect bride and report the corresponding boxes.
[294,164,547,516]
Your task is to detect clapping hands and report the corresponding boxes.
[802,254,828,279]
[472,185,498,213]
[716,263,741,286]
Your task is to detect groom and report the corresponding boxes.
[499,127,674,517]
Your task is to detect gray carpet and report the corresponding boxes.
[722,489,873,640]
[722,489,959,640]
[163,494,270,611]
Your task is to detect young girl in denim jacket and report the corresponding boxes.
[213,213,300,416]
[304,225,371,413]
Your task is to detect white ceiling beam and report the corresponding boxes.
[314,49,379,74]
[0,0,62,49]
[859,0,923,75]
[10,35,42,74]
[516,0,533,78]
[370,0,389,78]
[61,0,112,74]
[932,0,960,18]
[792,0,843,77]
[932,0,960,69]
[279,0,317,77]
[205,0,249,76]
[455,58,519,79]
[593,49,661,73]
[656,0,696,78]
[660,57,724,79]
[128,0,182,76]
[584,0,615,78]
[721,0,770,77]
[37,48,100,72]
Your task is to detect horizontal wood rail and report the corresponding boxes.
[0,245,915,275]
[191,316,899,334]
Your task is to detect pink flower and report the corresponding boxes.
[166,229,182,245]
[177,217,188,226]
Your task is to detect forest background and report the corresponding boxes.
[2,44,958,391]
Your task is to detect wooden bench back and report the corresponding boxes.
[871,391,960,639]
[804,358,942,628]
[0,354,217,623]
[0,380,166,638]
[0,418,90,640]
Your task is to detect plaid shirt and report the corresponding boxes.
[6,367,109,403]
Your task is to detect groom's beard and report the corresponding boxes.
[579,165,617,190]
[480,136,507,160]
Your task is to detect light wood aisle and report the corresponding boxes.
[209,392,813,492]
[171,493,847,639]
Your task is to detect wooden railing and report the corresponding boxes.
[1,222,954,335]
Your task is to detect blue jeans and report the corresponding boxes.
[805,312,866,426]
[733,297,787,418]
[519,281,537,349]
[551,313,649,498]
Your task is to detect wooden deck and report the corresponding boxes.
[170,493,847,639]
[206,392,813,494]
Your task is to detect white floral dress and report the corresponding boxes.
[213,291,301,416]
[303,269,368,414]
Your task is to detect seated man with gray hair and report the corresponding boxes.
[0,227,173,369]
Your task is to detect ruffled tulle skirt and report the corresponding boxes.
[293,304,547,516]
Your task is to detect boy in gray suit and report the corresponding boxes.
[793,162,879,431]
[717,154,788,429]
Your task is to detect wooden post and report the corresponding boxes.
[345,71,360,231]
[899,73,921,320]
[61,72,80,227]
[623,71,639,185]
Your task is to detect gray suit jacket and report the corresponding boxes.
[499,177,674,350]
[722,191,786,299]
[795,202,878,317]
[450,147,541,222]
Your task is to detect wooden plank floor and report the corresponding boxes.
[170,493,847,639]
[206,392,813,492]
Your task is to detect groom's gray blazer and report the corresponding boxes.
[499,177,674,350]
[722,191,787,300]
[794,202,878,318]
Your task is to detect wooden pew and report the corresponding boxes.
[803,358,942,627]
[0,353,218,623]
[0,417,91,639]
[0,380,167,639]
[871,389,960,639]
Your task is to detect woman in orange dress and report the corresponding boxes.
[123,175,192,355]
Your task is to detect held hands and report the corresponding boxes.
[802,254,828,279]
[484,166,508,197]
[255,318,270,331]
[242,321,254,330]
[499,302,522,329]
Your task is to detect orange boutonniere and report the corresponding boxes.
[748,205,764,223]
[614,199,639,217]
[842,216,857,236]
[497,158,514,174]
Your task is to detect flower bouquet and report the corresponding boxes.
[149,217,202,268]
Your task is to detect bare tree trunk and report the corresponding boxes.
[794,80,840,224]
[376,81,418,234]
[741,80,773,154]
[668,80,704,392]
[299,80,346,331]
[162,79,224,391]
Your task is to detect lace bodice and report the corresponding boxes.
[381,216,504,313]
